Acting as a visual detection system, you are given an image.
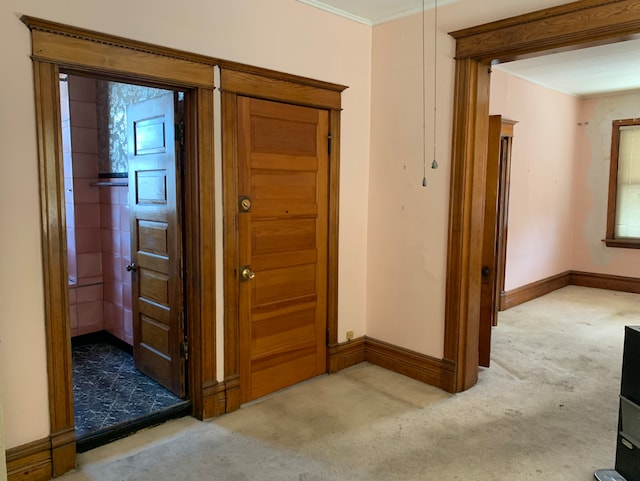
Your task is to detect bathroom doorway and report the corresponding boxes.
[60,73,190,451]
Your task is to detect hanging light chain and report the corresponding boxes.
[422,0,427,187]
[432,0,439,171]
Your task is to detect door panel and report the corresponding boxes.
[479,115,502,368]
[238,96,328,403]
[127,92,185,397]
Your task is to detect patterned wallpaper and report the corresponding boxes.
[97,81,171,175]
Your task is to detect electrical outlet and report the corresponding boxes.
[346,330,354,341]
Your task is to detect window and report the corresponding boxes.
[606,118,640,248]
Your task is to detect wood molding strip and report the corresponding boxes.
[216,61,347,94]
[500,271,571,310]
[29,30,214,87]
[32,60,77,477]
[6,438,52,481]
[499,271,640,310]
[570,271,640,294]
[220,69,343,110]
[327,108,342,348]
[22,16,347,95]
[364,337,444,388]
[328,338,366,373]
[200,381,227,418]
[450,0,640,60]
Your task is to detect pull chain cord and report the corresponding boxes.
[421,0,427,187]
[432,0,439,170]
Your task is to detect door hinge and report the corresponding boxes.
[180,339,189,360]
[328,133,332,155]
[175,120,185,148]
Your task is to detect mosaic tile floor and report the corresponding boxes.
[72,342,183,439]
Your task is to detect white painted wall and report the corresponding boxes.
[0,0,371,449]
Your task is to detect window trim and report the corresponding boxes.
[605,118,640,249]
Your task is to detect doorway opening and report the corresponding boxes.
[60,73,190,451]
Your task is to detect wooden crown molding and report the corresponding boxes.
[22,15,216,66]
[219,68,343,110]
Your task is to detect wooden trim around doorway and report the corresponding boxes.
[220,66,346,413]
[22,16,347,478]
[445,0,640,393]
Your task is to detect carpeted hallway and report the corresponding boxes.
[58,286,640,480]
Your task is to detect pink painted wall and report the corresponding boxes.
[572,92,640,276]
[490,71,640,289]
[489,70,579,290]
[367,10,451,357]
[366,0,574,357]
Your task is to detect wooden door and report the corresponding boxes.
[127,93,185,397]
[479,116,516,367]
[237,97,329,403]
[479,115,502,367]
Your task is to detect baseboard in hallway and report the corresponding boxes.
[500,270,640,310]
[329,336,444,391]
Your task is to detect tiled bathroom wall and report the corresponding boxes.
[68,75,105,337]
[65,75,136,344]
[101,185,133,345]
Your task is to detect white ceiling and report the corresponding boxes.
[298,0,640,97]
[297,0,457,26]
[494,39,640,97]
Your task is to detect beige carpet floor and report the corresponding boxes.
[58,286,640,480]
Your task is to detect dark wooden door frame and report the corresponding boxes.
[443,0,640,392]
[219,67,346,413]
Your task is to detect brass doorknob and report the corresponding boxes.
[240,265,255,281]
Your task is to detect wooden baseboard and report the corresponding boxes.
[224,375,241,414]
[500,271,571,310]
[328,336,445,390]
[570,271,640,294]
[328,337,365,373]
[201,381,227,419]
[364,337,444,388]
[49,427,75,477]
[6,437,52,481]
[501,270,640,310]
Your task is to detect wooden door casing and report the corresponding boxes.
[128,92,185,397]
[237,97,329,403]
